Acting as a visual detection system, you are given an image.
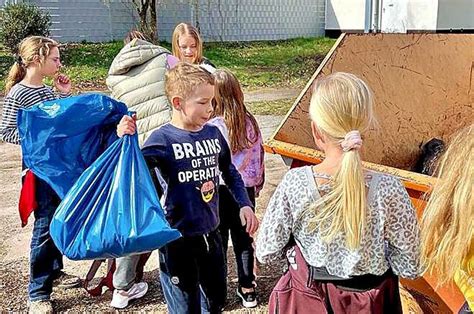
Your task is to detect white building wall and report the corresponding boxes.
[203,0,325,42]
[325,0,471,32]
[325,0,367,31]
[437,0,474,30]
[6,0,326,43]
[407,0,438,31]
[26,0,137,42]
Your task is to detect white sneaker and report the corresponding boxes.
[237,286,258,308]
[110,282,148,309]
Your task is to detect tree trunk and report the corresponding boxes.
[150,0,157,42]
[134,0,149,33]
[192,0,200,32]
[131,0,158,42]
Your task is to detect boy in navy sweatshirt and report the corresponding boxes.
[117,63,258,313]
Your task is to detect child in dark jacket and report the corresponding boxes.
[117,62,259,314]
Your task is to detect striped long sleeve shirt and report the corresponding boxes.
[0,83,68,145]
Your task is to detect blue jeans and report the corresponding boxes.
[28,177,63,301]
[160,271,211,314]
[159,230,227,314]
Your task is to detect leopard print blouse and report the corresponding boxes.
[256,166,421,279]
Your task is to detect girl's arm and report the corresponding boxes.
[218,130,258,233]
[57,92,71,99]
[246,116,265,196]
[256,172,293,263]
[254,134,265,197]
[218,131,252,209]
[384,176,421,279]
[0,96,22,145]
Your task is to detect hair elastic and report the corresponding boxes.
[341,130,362,152]
[15,54,23,66]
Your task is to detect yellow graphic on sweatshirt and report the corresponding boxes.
[199,180,215,203]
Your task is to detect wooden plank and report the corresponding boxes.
[272,33,474,171]
[265,139,435,193]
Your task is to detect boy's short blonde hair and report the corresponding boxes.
[165,62,214,102]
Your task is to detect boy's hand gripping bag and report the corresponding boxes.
[49,125,181,260]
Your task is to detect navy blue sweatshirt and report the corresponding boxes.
[142,123,252,236]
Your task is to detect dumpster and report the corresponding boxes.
[265,33,474,313]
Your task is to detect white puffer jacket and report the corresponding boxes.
[107,39,172,145]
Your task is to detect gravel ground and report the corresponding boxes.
[0,115,288,312]
[0,111,440,313]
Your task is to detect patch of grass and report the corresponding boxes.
[247,98,294,116]
[59,41,126,91]
[205,37,335,89]
[0,46,14,92]
[0,37,335,94]
[0,58,13,82]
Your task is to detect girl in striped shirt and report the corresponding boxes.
[0,36,78,313]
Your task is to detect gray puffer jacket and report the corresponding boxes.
[107,39,172,145]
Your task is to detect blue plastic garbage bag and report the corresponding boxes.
[18,94,127,199]
[50,130,181,260]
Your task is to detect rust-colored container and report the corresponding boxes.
[265,33,474,313]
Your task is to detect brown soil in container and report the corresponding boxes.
[275,33,474,170]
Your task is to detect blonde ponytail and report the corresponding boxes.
[420,124,473,285]
[4,36,58,94]
[5,62,26,94]
[307,72,374,249]
[315,150,367,249]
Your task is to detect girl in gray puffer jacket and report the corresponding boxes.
[107,33,179,146]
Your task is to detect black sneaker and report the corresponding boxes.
[236,286,257,308]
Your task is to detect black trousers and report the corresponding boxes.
[159,229,227,314]
[218,185,256,289]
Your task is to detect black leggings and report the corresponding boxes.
[218,185,256,289]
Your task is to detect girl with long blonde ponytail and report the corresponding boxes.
[257,72,420,313]
[421,124,473,311]
[1,36,71,144]
[5,36,58,94]
[307,72,373,248]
